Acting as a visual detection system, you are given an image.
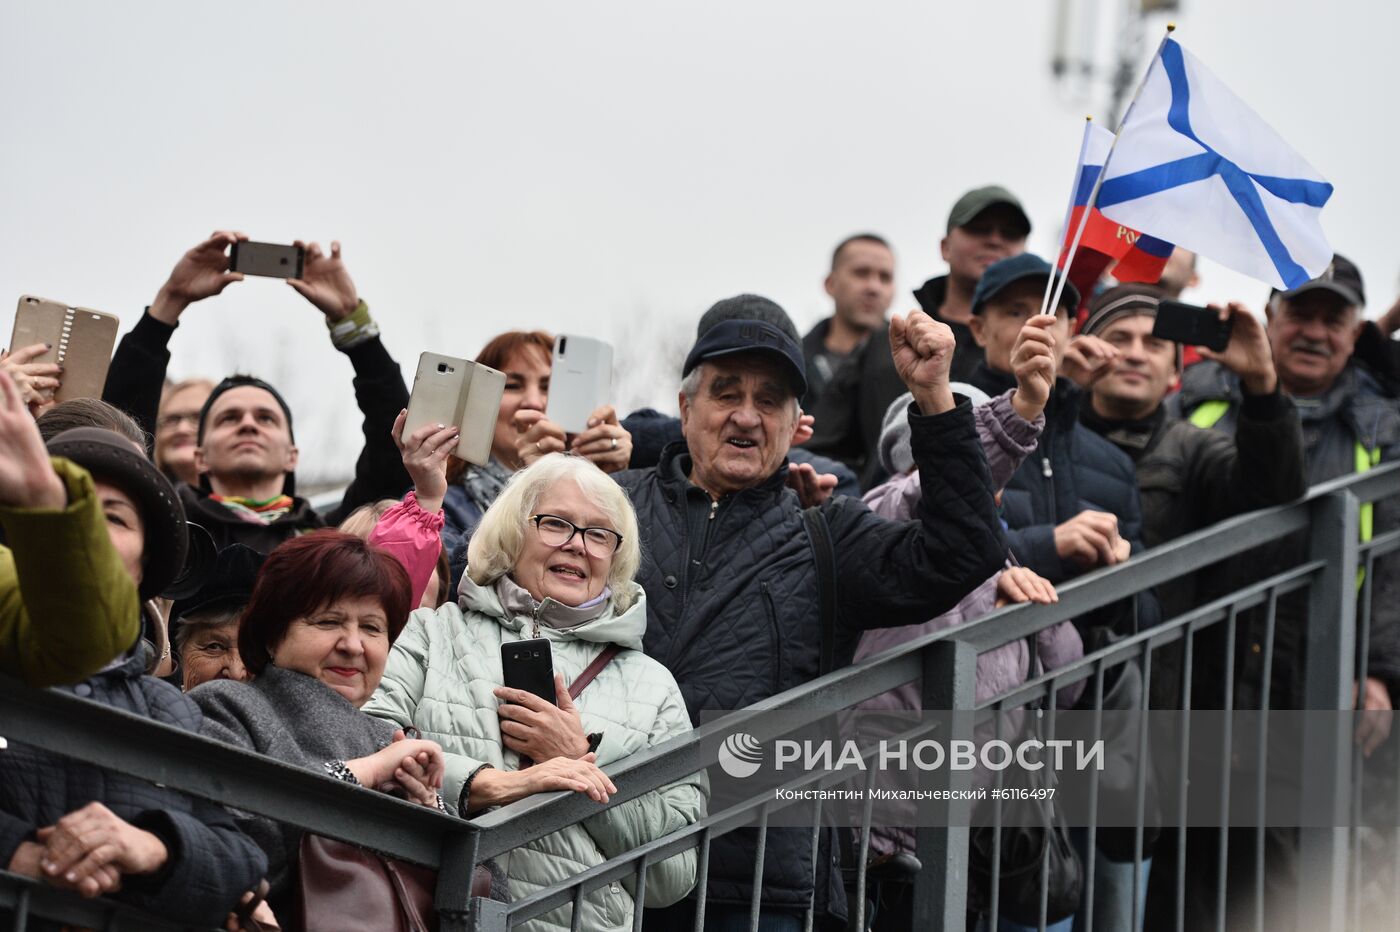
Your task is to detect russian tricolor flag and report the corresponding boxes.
[1057,122,1174,316]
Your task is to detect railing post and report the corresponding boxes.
[1297,489,1358,930]
[437,828,506,932]
[912,638,978,927]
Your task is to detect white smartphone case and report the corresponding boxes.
[544,335,613,434]
[9,296,120,403]
[404,352,507,466]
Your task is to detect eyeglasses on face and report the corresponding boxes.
[157,412,201,431]
[528,514,623,555]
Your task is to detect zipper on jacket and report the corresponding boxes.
[679,498,725,625]
[1041,456,1053,479]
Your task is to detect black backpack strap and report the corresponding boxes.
[802,505,838,675]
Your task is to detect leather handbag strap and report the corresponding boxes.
[569,644,622,699]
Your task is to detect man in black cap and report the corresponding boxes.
[1151,260,1400,930]
[620,294,860,501]
[621,297,1007,930]
[1173,255,1400,713]
[913,184,1032,383]
[103,231,411,552]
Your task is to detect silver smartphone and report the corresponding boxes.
[404,352,507,466]
[228,241,305,279]
[544,335,613,434]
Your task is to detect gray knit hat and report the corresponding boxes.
[877,383,991,475]
[696,294,801,345]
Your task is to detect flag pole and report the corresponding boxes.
[1044,23,1177,320]
[1039,115,1096,318]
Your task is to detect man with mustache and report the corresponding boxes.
[1163,256,1400,930]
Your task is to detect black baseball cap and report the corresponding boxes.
[682,317,807,398]
[971,254,1080,316]
[1269,254,1365,309]
[947,185,1031,238]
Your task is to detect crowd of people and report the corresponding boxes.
[0,185,1397,931]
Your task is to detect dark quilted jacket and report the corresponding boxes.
[616,398,1006,920]
[970,367,1145,583]
[0,648,267,927]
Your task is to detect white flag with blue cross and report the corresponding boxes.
[1096,37,1334,290]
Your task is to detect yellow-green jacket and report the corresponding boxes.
[0,457,140,687]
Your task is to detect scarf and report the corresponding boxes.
[209,493,296,525]
[494,575,612,637]
[461,458,514,514]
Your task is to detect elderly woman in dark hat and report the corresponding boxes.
[170,543,264,691]
[0,411,270,929]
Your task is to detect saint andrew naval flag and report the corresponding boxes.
[1055,121,1174,308]
[1096,36,1333,290]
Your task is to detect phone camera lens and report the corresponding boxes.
[532,651,540,658]
[437,363,449,373]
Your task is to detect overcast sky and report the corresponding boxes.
[3,0,1395,480]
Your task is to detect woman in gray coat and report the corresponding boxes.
[192,530,455,925]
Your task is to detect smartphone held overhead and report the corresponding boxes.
[229,241,305,280]
[1152,300,1234,353]
[404,352,507,466]
[8,295,119,402]
[545,335,614,434]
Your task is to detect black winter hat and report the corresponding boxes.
[170,543,265,625]
[696,294,802,345]
[45,427,189,600]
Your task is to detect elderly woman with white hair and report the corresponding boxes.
[363,452,705,932]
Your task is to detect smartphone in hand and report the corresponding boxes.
[404,352,507,466]
[229,241,305,279]
[545,335,614,434]
[500,638,556,707]
[9,295,119,402]
[1152,300,1234,352]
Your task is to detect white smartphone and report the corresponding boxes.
[404,352,507,466]
[544,335,613,434]
[9,295,120,402]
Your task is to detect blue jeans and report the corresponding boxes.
[1070,828,1152,932]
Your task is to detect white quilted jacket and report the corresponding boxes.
[363,577,707,932]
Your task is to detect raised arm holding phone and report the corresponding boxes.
[101,231,410,552]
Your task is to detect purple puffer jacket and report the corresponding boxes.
[853,390,1084,857]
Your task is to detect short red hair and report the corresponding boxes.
[238,530,413,676]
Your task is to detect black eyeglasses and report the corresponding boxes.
[528,514,623,555]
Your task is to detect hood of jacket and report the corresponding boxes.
[457,573,648,651]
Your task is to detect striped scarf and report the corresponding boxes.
[210,493,296,525]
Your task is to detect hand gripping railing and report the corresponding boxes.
[1,462,1397,931]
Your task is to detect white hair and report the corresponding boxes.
[466,454,641,612]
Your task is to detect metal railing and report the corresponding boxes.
[2,463,1398,931]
